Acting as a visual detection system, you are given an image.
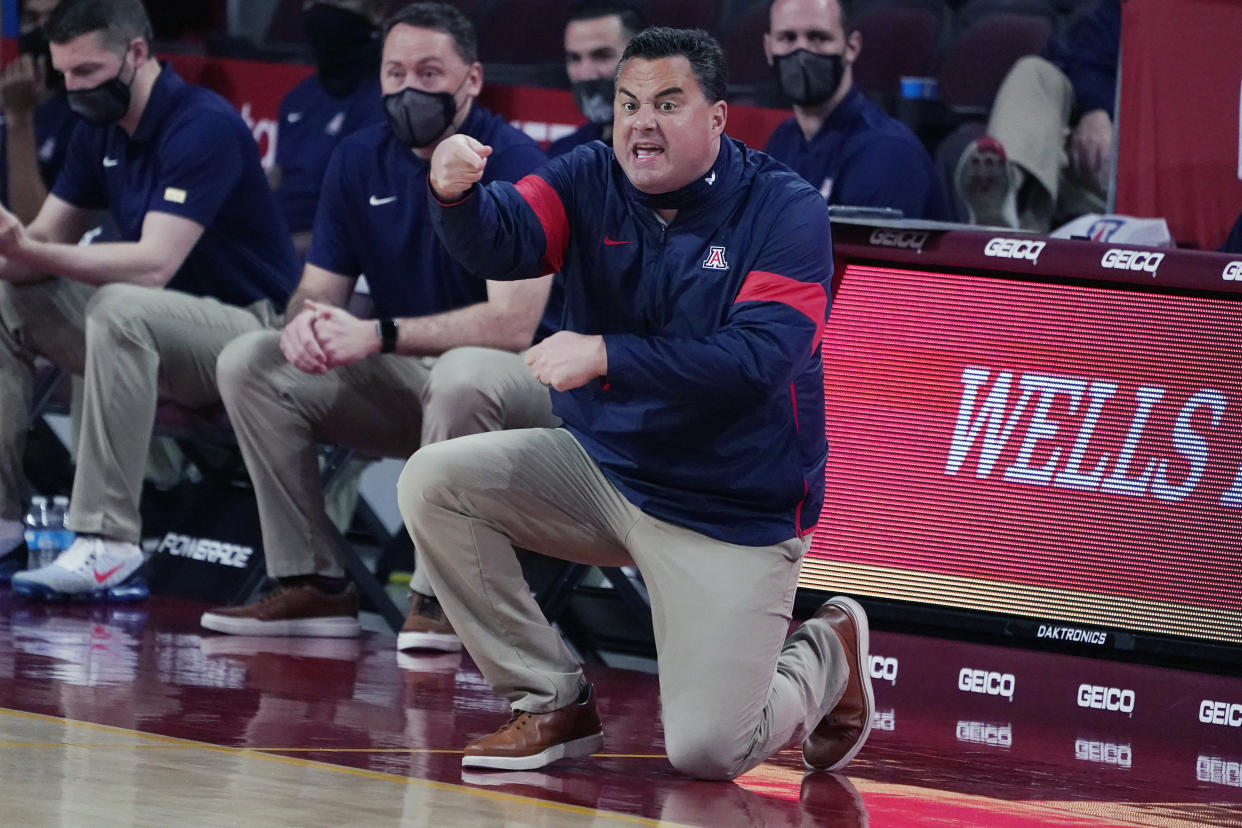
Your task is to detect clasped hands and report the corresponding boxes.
[280,300,377,374]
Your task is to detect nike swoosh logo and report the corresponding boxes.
[287,112,303,123]
[102,157,119,167]
[369,195,397,206]
[603,237,632,246]
[93,562,124,583]
[705,172,716,185]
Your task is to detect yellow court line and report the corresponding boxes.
[0,707,684,828]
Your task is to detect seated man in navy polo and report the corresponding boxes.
[199,2,554,646]
[0,0,299,599]
[763,0,950,220]
[546,0,645,159]
[272,0,386,256]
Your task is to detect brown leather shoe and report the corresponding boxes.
[462,684,604,771]
[802,596,873,771]
[397,592,462,652]
[200,582,360,638]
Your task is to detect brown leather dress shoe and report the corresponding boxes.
[200,582,361,638]
[462,684,604,771]
[397,592,462,653]
[802,596,874,771]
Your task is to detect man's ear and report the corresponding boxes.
[844,29,862,65]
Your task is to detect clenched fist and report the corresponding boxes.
[429,134,493,203]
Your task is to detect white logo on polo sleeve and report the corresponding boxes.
[702,246,729,270]
[102,156,119,167]
[164,187,187,204]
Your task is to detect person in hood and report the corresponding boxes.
[763,0,950,220]
[272,0,387,256]
[546,0,646,159]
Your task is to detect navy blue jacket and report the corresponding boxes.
[430,137,831,546]
[765,88,952,221]
[1045,0,1120,119]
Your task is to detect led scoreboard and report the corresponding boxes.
[802,221,1242,665]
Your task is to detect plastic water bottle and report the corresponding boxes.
[23,496,52,569]
[48,496,75,565]
[23,495,74,570]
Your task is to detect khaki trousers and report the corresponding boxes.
[396,427,847,780]
[216,335,556,591]
[0,279,274,538]
[988,56,1108,232]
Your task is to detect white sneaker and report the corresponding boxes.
[12,536,144,600]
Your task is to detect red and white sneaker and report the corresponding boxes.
[12,537,144,600]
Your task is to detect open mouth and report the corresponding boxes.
[632,143,664,161]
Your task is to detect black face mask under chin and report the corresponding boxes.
[773,49,845,106]
[66,57,134,127]
[384,82,462,150]
[303,3,379,96]
[571,77,615,125]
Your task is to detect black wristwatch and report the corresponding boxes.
[377,317,398,353]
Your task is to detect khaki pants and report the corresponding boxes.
[988,56,1108,232]
[0,279,274,537]
[396,427,847,780]
[216,336,556,591]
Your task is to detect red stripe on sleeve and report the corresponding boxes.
[734,270,827,351]
[514,174,569,274]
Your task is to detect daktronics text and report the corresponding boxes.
[945,367,1242,508]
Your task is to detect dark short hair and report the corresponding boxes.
[566,1,648,38]
[768,0,855,34]
[383,2,478,64]
[45,0,153,50]
[618,27,727,103]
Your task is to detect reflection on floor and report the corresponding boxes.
[0,591,1239,826]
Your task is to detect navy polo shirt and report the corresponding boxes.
[764,87,952,221]
[547,121,606,159]
[52,65,299,308]
[308,104,546,319]
[1,93,77,207]
[275,73,385,234]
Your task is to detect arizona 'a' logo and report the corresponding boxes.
[702,246,729,270]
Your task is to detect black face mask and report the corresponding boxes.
[304,3,378,95]
[571,77,615,125]
[384,86,459,149]
[17,27,61,91]
[773,49,845,106]
[66,56,134,126]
